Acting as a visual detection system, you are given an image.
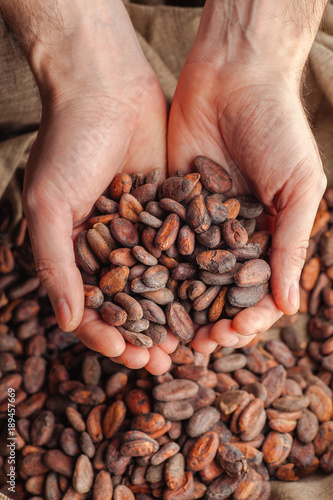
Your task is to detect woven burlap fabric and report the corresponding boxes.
[0,2,333,499]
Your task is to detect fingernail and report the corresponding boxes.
[288,281,300,311]
[57,299,72,330]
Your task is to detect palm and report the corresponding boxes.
[168,61,325,351]
[25,82,167,227]
[23,75,180,374]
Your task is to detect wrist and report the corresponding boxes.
[191,0,327,86]
[31,0,136,101]
[2,0,149,104]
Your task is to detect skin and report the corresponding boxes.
[0,0,328,372]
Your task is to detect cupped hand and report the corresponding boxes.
[22,2,177,374]
[168,57,326,352]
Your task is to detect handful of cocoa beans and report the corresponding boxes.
[76,156,271,348]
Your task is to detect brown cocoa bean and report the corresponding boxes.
[114,293,143,321]
[206,195,229,224]
[100,302,127,326]
[262,431,293,467]
[234,259,271,287]
[196,250,236,274]
[159,198,187,221]
[132,245,159,266]
[187,195,211,234]
[153,379,198,402]
[95,195,119,214]
[142,226,162,259]
[177,225,196,256]
[154,214,180,251]
[186,406,220,438]
[139,210,163,229]
[214,354,247,373]
[117,327,153,348]
[154,401,194,421]
[205,473,244,500]
[110,218,140,248]
[75,231,100,275]
[224,198,241,219]
[237,196,264,218]
[83,285,104,309]
[99,266,129,296]
[196,225,222,249]
[187,431,219,472]
[228,282,269,307]
[222,219,248,249]
[93,470,113,500]
[141,265,169,289]
[124,389,151,416]
[119,193,144,223]
[109,173,132,201]
[165,301,195,343]
[140,288,174,305]
[110,248,137,267]
[144,322,167,345]
[193,156,232,194]
[306,384,333,422]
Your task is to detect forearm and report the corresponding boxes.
[194,0,327,81]
[0,0,142,98]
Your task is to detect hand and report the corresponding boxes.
[6,0,177,374]
[168,0,327,353]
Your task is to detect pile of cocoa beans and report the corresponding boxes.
[0,179,333,499]
[298,189,333,375]
[77,156,271,347]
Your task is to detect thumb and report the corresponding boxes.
[23,191,84,331]
[270,174,327,315]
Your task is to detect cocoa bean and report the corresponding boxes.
[109,173,132,201]
[222,219,248,249]
[193,156,232,194]
[196,250,236,274]
[234,259,271,287]
[165,302,195,343]
[187,195,211,234]
[228,282,269,308]
[100,302,127,327]
[99,266,129,296]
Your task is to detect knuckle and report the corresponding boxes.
[272,242,308,271]
[34,260,59,290]
[289,244,308,270]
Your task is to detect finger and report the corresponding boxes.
[158,331,179,354]
[145,345,172,375]
[209,319,241,347]
[23,193,84,332]
[231,294,283,336]
[270,174,326,315]
[230,333,258,349]
[192,324,218,354]
[112,343,150,370]
[209,319,258,349]
[74,308,125,357]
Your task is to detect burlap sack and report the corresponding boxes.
[0,2,333,498]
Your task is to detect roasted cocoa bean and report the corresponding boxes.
[193,156,232,194]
